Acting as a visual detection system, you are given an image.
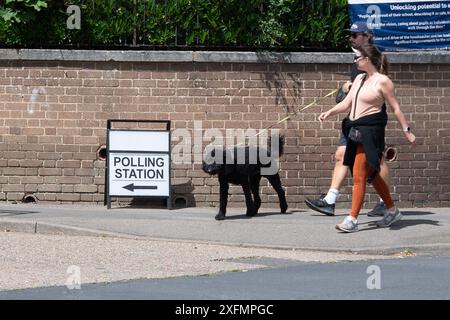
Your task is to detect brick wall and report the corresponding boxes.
[0,51,449,209]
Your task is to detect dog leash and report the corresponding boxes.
[253,87,339,137]
[221,87,339,148]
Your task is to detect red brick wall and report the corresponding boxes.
[0,59,449,209]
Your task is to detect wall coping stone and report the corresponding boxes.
[1,49,449,64]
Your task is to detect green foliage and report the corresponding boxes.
[144,0,179,45]
[277,0,349,49]
[0,0,350,51]
[0,0,48,24]
[0,0,68,46]
[0,0,47,45]
[254,0,292,47]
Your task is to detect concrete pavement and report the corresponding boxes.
[1,202,449,255]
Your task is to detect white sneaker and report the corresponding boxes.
[335,216,358,233]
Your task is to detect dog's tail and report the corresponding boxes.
[268,134,285,157]
[279,135,285,157]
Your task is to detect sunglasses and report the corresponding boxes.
[350,33,365,39]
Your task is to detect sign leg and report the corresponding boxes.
[167,195,172,210]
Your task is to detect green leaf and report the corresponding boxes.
[32,0,48,11]
[0,9,19,23]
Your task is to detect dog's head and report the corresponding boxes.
[202,147,225,175]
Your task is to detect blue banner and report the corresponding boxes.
[348,0,450,51]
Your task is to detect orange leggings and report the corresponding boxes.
[351,145,394,218]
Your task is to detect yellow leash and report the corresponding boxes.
[254,87,338,137]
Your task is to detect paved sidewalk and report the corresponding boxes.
[1,202,449,255]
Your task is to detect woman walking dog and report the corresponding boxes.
[318,44,416,232]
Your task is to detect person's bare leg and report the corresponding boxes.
[379,158,390,189]
[330,146,349,190]
[323,146,348,204]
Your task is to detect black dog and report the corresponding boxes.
[202,135,288,220]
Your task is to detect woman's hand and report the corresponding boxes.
[342,81,352,93]
[405,132,416,145]
[318,111,331,123]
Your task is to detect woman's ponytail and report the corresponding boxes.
[379,54,389,75]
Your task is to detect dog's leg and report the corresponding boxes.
[250,175,262,213]
[242,180,257,217]
[216,174,229,220]
[266,173,288,213]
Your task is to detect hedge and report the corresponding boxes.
[0,0,350,51]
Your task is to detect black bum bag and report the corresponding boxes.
[348,127,362,143]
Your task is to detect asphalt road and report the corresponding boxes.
[2,255,449,300]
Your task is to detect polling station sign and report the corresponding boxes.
[348,0,450,51]
[109,153,170,196]
[105,120,172,209]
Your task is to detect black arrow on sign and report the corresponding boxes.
[123,183,158,192]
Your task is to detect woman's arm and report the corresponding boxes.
[318,75,362,122]
[318,96,352,123]
[381,77,416,144]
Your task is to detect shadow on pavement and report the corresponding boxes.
[384,219,441,230]
[310,213,347,217]
[216,214,252,220]
[204,210,296,220]
[255,211,294,217]
[354,218,441,232]
[400,211,437,216]
[0,209,39,217]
